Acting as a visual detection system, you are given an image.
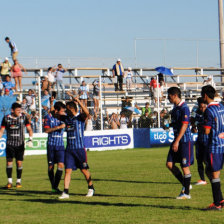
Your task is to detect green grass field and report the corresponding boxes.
[0,147,224,224]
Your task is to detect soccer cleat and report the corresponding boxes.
[5,183,13,189]
[86,189,95,197]
[220,200,224,208]
[16,183,22,188]
[176,193,191,199]
[52,188,62,194]
[205,203,222,211]
[195,180,207,185]
[58,192,69,199]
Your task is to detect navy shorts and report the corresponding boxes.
[167,141,194,167]
[47,145,65,166]
[65,148,89,170]
[206,152,224,172]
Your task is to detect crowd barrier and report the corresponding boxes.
[0,128,198,157]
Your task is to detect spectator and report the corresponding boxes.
[125,67,133,91]
[25,89,36,112]
[151,79,162,105]
[5,37,18,61]
[79,80,89,108]
[149,77,156,97]
[21,98,28,113]
[41,89,51,108]
[92,80,100,116]
[119,112,129,129]
[158,73,164,83]
[4,88,10,96]
[160,109,170,129]
[1,57,11,82]
[47,67,56,91]
[138,110,152,128]
[3,75,15,96]
[85,114,93,131]
[112,58,124,91]
[55,64,67,99]
[121,96,133,118]
[41,75,50,92]
[203,75,216,87]
[135,102,151,116]
[11,59,26,91]
[108,113,120,129]
[31,111,40,133]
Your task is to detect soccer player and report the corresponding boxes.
[0,102,33,188]
[166,87,193,199]
[58,92,94,199]
[191,97,208,185]
[44,101,66,193]
[201,85,224,210]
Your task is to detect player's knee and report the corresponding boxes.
[166,162,173,170]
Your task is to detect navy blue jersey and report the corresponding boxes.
[44,114,64,147]
[63,114,86,150]
[192,111,209,143]
[171,101,192,143]
[204,102,224,153]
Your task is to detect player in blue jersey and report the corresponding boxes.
[201,85,224,210]
[58,92,94,199]
[44,101,66,193]
[191,97,208,185]
[166,87,194,199]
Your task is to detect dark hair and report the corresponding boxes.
[5,37,9,41]
[201,85,216,100]
[48,67,52,71]
[58,64,62,67]
[167,87,181,98]
[197,97,205,105]
[66,101,77,111]
[54,101,66,111]
[11,102,21,110]
[145,102,149,105]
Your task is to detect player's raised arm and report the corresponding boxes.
[66,91,89,117]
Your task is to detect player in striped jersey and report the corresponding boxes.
[202,85,224,210]
[58,92,94,199]
[0,102,33,188]
[44,101,66,193]
[191,97,208,185]
[166,87,194,199]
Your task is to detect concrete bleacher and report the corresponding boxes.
[8,66,224,131]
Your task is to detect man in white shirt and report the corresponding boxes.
[5,37,18,61]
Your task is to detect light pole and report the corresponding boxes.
[218,0,224,82]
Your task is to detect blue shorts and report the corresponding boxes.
[47,145,65,166]
[167,141,194,167]
[206,152,224,172]
[65,148,89,170]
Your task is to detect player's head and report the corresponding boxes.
[197,97,207,113]
[66,101,78,116]
[11,102,22,117]
[54,101,66,115]
[201,85,216,103]
[167,87,181,103]
[5,37,10,43]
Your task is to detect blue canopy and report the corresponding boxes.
[155,66,173,76]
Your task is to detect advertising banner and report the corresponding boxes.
[149,128,198,146]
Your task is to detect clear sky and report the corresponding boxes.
[0,0,222,67]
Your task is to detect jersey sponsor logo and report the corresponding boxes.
[66,125,75,131]
[10,124,20,129]
[182,158,187,165]
[85,134,131,148]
